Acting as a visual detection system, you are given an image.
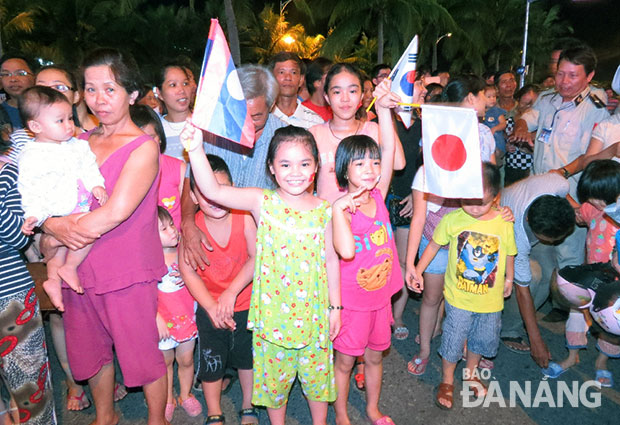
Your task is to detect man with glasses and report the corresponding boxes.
[0,55,35,129]
[371,64,391,88]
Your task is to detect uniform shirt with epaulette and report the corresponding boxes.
[521,85,609,197]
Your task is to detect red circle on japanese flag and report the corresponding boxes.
[431,134,467,171]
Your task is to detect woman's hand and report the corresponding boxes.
[500,206,515,223]
[42,214,99,250]
[399,194,413,218]
[406,266,424,293]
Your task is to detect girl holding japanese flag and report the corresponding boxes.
[405,75,500,376]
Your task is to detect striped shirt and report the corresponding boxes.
[0,162,33,298]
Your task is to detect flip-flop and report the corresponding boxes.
[114,383,127,402]
[595,369,614,388]
[354,372,365,391]
[66,389,91,411]
[393,326,409,340]
[407,355,429,376]
[206,414,226,424]
[501,336,530,354]
[541,362,568,379]
[372,415,395,425]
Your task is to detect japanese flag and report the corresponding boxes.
[421,104,483,199]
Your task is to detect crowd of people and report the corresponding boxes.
[0,35,619,425]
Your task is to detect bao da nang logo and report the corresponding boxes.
[461,369,601,408]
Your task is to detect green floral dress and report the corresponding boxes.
[247,190,331,349]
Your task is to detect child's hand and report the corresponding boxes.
[216,289,236,323]
[374,79,401,110]
[499,206,515,223]
[21,216,38,235]
[504,279,513,298]
[156,313,169,341]
[399,194,413,218]
[406,266,424,293]
[328,309,341,341]
[92,186,108,206]
[333,186,366,214]
[180,118,203,152]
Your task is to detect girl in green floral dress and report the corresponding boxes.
[183,123,341,425]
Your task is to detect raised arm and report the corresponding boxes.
[374,80,400,198]
[183,122,262,218]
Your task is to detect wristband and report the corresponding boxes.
[328,305,343,310]
[560,167,570,179]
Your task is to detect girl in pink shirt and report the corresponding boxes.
[309,64,405,204]
[331,80,403,425]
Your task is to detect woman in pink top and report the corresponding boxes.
[309,63,405,204]
[41,49,169,425]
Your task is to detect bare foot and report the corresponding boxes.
[557,355,579,371]
[67,385,90,411]
[43,278,65,312]
[58,265,84,294]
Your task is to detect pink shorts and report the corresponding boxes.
[333,303,393,356]
[63,281,166,387]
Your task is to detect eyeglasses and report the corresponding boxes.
[50,84,74,93]
[0,70,32,78]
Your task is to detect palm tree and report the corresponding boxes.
[318,0,455,65]
[0,0,39,57]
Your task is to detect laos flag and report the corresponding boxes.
[192,19,255,148]
[390,35,418,128]
[421,104,483,199]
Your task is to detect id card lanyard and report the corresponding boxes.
[537,92,589,144]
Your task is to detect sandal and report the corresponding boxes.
[501,336,530,354]
[178,394,203,417]
[541,362,568,379]
[164,401,175,422]
[372,415,395,425]
[239,407,259,424]
[463,376,487,398]
[393,326,409,340]
[479,357,494,370]
[595,369,614,388]
[407,355,429,376]
[434,383,454,410]
[66,388,91,411]
[206,414,226,424]
[354,372,365,391]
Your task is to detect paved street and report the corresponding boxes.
[47,295,619,425]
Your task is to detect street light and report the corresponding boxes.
[432,32,452,72]
[282,34,295,45]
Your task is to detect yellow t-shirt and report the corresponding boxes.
[432,209,517,313]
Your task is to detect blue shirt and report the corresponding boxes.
[203,114,286,189]
[1,103,22,129]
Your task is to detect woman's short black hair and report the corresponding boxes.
[577,159,620,205]
[442,74,486,103]
[334,135,381,189]
[81,48,142,94]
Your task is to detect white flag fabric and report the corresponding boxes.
[421,104,483,199]
[390,35,418,128]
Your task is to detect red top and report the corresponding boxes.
[302,99,333,121]
[195,210,252,311]
[76,134,167,294]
